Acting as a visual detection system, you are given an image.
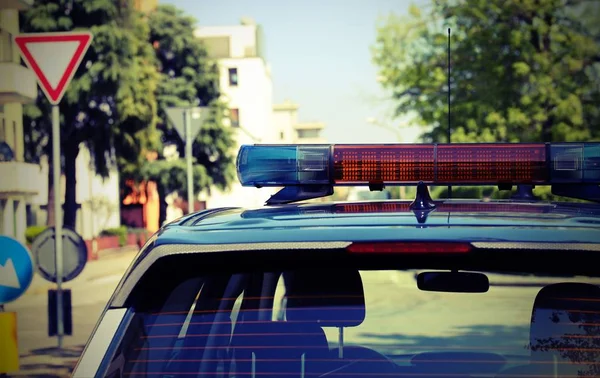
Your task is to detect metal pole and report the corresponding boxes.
[447,28,452,199]
[184,109,194,215]
[52,105,64,348]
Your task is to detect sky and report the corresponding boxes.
[162,0,428,144]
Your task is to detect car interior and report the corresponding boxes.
[110,266,600,378]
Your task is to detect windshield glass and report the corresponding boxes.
[105,266,600,377]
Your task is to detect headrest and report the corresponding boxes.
[529,283,600,360]
[283,269,365,327]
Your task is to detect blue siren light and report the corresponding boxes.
[236,143,600,187]
[237,145,331,186]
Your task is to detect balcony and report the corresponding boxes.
[0,62,37,103]
[0,161,40,198]
[0,0,33,10]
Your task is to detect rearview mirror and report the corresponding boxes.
[417,271,489,293]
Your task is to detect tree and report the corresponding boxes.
[134,4,236,225]
[21,0,159,228]
[372,0,600,144]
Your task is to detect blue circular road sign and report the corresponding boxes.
[32,226,87,283]
[0,235,34,304]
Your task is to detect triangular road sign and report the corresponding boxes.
[166,107,209,141]
[14,32,93,105]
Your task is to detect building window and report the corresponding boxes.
[228,68,238,86]
[230,108,240,127]
[0,29,13,63]
[280,131,284,140]
[298,129,320,139]
[13,121,18,160]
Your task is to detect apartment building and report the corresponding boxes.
[133,0,158,13]
[0,0,39,243]
[195,18,277,208]
[273,100,327,144]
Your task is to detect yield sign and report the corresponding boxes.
[14,32,93,105]
[166,107,209,141]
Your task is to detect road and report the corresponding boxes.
[328,270,540,356]
[279,269,600,357]
[4,250,600,377]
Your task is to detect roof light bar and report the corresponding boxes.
[237,143,600,187]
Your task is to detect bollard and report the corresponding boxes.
[0,307,19,376]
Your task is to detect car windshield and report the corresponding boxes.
[105,255,600,378]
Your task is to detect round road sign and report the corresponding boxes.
[31,227,88,283]
[0,235,34,304]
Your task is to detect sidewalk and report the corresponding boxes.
[5,247,139,378]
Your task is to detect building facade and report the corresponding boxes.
[0,0,39,243]
[273,100,327,144]
[195,18,277,209]
[133,0,158,14]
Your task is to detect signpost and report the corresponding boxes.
[31,227,88,284]
[0,236,34,374]
[166,107,208,214]
[15,31,93,348]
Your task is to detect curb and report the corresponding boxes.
[96,245,139,260]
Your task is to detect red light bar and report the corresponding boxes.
[347,242,472,254]
[335,203,549,214]
[333,144,548,184]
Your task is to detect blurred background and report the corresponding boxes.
[0,0,599,376]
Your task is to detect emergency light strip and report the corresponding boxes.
[236,143,600,187]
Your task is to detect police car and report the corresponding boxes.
[74,143,600,378]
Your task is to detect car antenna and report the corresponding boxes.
[447,27,452,199]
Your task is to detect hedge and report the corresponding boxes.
[99,226,128,247]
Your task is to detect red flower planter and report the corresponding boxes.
[97,235,120,250]
[126,233,137,246]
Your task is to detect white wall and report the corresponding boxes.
[272,107,298,144]
[217,58,275,144]
[218,58,274,208]
[194,24,258,59]
[197,26,277,209]
[76,145,120,238]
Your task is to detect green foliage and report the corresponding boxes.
[431,185,591,203]
[431,186,511,200]
[99,226,127,236]
[22,0,159,174]
[139,159,208,199]
[128,5,236,199]
[149,5,220,113]
[21,0,160,227]
[25,225,48,244]
[372,0,600,143]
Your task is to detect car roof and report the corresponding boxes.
[156,199,600,246]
